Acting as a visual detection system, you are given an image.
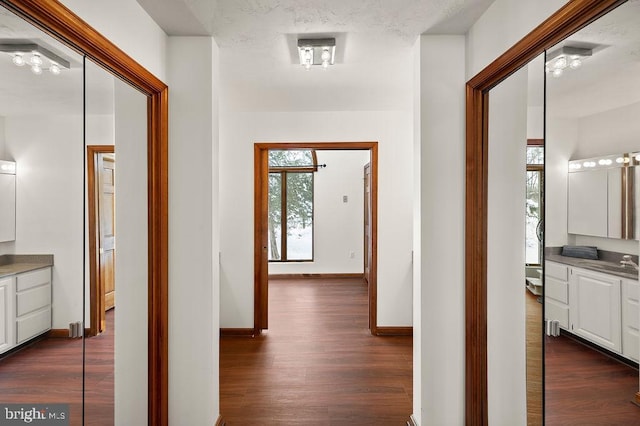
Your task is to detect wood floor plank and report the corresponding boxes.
[220,278,412,425]
[0,309,114,425]
[545,328,640,424]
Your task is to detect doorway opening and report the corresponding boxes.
[254,142,379,334]
[87,145,116,337]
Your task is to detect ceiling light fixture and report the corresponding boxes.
[545,45,592,78]
[0,43,70,76]
[297,38,335,70]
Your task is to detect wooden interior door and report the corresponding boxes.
[98,153,116,316]
[364,163,371,285]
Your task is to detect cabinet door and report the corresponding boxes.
[570,268,622,352]
[0,276,15,354]
[621,279,639,361]
[567,170,608,237]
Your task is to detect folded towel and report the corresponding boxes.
[561,245,598,260]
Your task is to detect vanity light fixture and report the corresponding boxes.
[569,153,640,172]
[0,43,70,76]
[297,38,336,70]
[545,45,592,78]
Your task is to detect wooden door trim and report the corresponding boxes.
[465,0,626,423]
[254,142,379,334]
[0,1,170,424]
[87,145,115,337]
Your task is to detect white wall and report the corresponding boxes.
[414,34,466,425]
[113,79,149,425]
[0,117,5,158]
[167,36,218,426]
[547,101,640,255]
[487,67,528,425]
[4,114,98,330]
[219,111,413,328]
[269,150,369,275]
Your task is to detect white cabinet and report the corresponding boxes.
[545,261,570,329]
[621,278,639,361]
[0,276,15,353]
[0,267,51,354]
[15,268,51,344]
[569,268,622,353]
[568,169,608,237]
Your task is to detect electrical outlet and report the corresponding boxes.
[343,195,348,203]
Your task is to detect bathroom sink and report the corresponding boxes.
[577,260,637,276]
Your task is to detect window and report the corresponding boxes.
[268,150,316,261]
[526,143,544,265]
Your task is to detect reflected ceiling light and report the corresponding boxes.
[297,38,335,70]
[0,43,70,76]
[546,45,592,78]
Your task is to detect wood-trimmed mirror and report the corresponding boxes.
[465,0,627,423]
[0,1,169,424]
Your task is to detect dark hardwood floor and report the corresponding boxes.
[545,331,640,424]
[0,309,114,426]
[220,277,413,425]
[526,289,543,425]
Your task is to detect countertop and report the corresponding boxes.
[0,254,54,278]
[546,253,638,280]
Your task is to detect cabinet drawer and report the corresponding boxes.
[545,298,569,329]
[16,307,50,344]
[546,261,568,281]
[546,276,569,304]
[16,283,50,317]
[16,268,51,292]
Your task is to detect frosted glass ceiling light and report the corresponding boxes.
[0,42,70,76]
[298,38,336,70]
[12,53,25,66]
[545,45,592,78]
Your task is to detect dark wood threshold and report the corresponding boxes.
[559,329,639,370]
[220,328,261,337]
[375,326,413,336]
[635,392,640,406]
[215,415,225,426]
[268,273,364,280]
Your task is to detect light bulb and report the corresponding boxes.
[598,159,607,165]
[635,154,640,162]
[12,53,25,66]
[50,63,61,75]
[321,48,331,62]
[554,56,567,69]
[624,157,631,163]
[304,62,311,71]
[31,64,42,75]
[616,157,624,164]
[322,60,329,69]
[569,58,582,69]
[30,52,42,66]
[304,49,312,62]
[552,68,563,78]
[573,164,581,170]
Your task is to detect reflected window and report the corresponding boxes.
[268,150,315,261]
[526,143,544,265]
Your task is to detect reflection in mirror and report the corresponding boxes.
[545,0,640,423]
[487,52,545,424]
[84,57,148,425]
[0,4,85,425]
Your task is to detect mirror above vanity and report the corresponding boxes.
[0,159,15,242]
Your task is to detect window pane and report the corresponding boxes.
[527,146,544,164]
[269,150,313,167]
[268,173,282,260]
[286,172,313,260]
[526,170,541,264]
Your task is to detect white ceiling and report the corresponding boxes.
[546,0,640,119]
[138,0,496,112]
[0,7,116,117]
